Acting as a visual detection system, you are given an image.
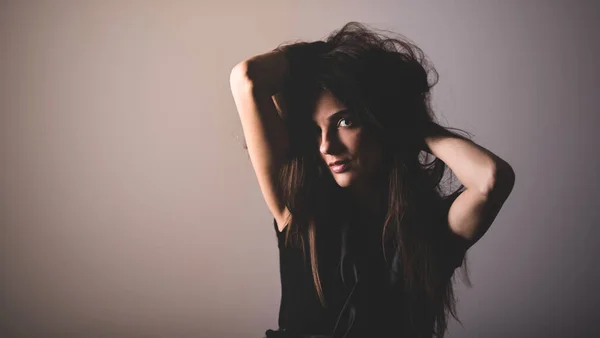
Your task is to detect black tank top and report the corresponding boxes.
[267,213,407,338]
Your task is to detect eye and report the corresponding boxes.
[337,117,353,128]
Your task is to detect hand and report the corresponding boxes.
[244,49,289,96]
[276,40,329,81]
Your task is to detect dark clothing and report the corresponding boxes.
[265,214,408,338]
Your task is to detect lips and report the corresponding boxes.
[328,159,351,174]
[328,159,350,167]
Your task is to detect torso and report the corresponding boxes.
[271,208,407,337]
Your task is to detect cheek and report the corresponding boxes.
[341,130,380,169]
[347,129,365,150]
[358,136,383,169]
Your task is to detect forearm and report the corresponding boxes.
[236,49,289,97]
[232,50,290,119]
[234,41,327,114]
[423,125,506,195]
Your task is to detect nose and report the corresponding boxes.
[319,129,341,156]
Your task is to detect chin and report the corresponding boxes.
[333,173,356,188]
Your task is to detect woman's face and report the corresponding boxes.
[312,90,383,188]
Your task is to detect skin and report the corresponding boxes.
[312,89,515,253]
[232,54,515,297]
[311,89,385,218]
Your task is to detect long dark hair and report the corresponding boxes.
[264,22,472,337]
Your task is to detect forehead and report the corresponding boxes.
[312,90,347,124]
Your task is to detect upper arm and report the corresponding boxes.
[230,63,291,232]
[445,162,516,267]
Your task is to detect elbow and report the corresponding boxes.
[230,61,254,90]
[486,160,516,198]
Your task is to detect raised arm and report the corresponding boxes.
[229,50,291,232]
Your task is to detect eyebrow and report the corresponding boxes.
[315,108,351,126]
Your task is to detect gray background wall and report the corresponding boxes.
[1,1,598,337]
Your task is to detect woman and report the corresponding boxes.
[229,22,515,338]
